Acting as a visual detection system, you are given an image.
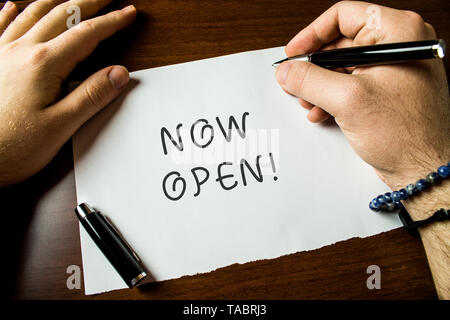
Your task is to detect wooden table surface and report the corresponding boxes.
[4,0,449,299]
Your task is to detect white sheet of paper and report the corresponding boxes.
[73,46,401,295]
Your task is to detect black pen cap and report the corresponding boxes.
[75,203,147,288]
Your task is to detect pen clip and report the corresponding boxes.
[100,213,142,263]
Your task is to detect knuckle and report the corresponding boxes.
[24,0,41,14]
[1,40,19,55]
[17,10,39,25]
[28,45,51,66]
[335,1,355,13]
[53,1,70,13]
[77,20,95,33]
[289,62,312,95]
[335,1,349,9]
[32,0,52,8]
[424,22,437,37]
[20,0,48,21]
[400,10,430,39]
[341,78,366,107]
[84,83,104,109]
[403,10,425,25]
[111,10,122,20]
[36,0,57,12]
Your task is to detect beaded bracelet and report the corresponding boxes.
[369,162,450,212]
[399,207,449,237]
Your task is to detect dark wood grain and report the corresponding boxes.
[3,0,449,300]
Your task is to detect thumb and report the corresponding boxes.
[275,61,357,117]
[48,65,129,139]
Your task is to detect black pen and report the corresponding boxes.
[75,203,147,288]
[272,39,446,68]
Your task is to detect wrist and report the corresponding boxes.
[374,158,449,220]
[381,153,450,191]
[401,179,450,220]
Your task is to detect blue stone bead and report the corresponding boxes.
[376,195,386,205]
[437,165,450,178]
[386,202,396,212]
[369,199,380,211]
[383,192,392,203]
[426,172,439,184]
[416,179,429,191]
[399,189,408,200]
[406,184,415,196]
[391,191,401,202]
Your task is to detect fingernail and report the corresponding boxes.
[122,5,136,13]
[2,1,13,10]
[108,66,129,90]
[276,62,290,85]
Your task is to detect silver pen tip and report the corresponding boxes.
[272,58,288,67]
[75,202,96,220]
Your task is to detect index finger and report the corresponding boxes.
[285,1,373,57]
[47,5,136,79]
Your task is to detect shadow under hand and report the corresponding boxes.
[3,141,74,298]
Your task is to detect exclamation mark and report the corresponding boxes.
[269,153,278,181]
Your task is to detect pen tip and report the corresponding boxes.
[272,58,288,67]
